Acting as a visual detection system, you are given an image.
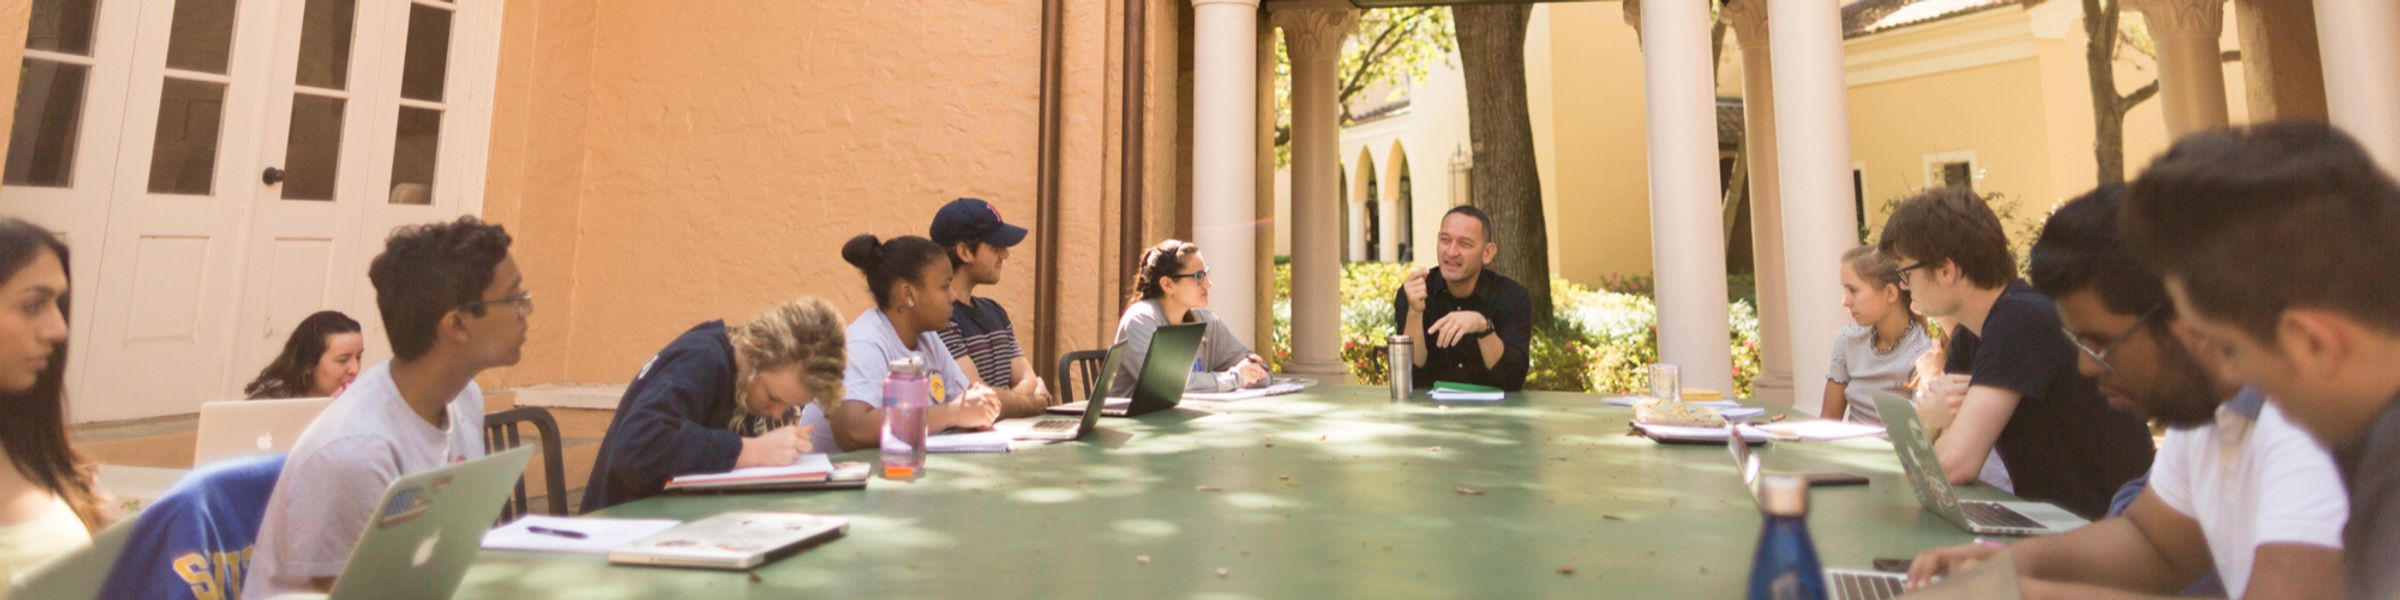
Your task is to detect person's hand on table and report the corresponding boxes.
[1234,356,1269,388]
[1403,268,1430,313]
[1013,374,1052,406]
[1904,542,2003,590]
[1426,310,1490,348]
[1916,373,1970,434]
[937,387,1003,430]
[735,423,812,468]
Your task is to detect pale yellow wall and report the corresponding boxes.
[1848,58,2058,232]
[480,0,1135,387]
[1535,2,1658,284]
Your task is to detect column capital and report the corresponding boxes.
[1271,7,1358,59]
[2126,0,2225,36]
[1722,0,1769,47]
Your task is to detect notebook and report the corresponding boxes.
[1428,381,1504,402]
[481,515,682,554]
[664,455,835,492]
[608,512,850,570]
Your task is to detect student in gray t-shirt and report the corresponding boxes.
[1824,246,1934,424]
[246,218,524,598]
[1109,240,1267,398]
[819,234,1005,452]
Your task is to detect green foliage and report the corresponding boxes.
[1268,262,1762,396]
[1272,8,1457,167]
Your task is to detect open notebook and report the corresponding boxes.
[664,455,838,492]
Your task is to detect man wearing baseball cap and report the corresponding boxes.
[931,197,1052,417]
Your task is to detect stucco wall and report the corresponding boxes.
[480,0,1136,388]
[0,0,27,149]
[1536,2,1659,284]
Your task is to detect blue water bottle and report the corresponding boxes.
[879,357,929,480]
[1748,474,1829,600]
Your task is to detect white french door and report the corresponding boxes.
[1,0,501,422]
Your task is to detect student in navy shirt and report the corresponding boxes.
[930,198,1051,417]
[580,298,848,511]
[1879,186,2152,518]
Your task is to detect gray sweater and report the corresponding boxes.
[1109,299,1255,397]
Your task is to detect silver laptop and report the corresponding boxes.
[1873,391,2086,536]
[994,341,1125,441]
[192,396,333,467]
[323,445,535,600]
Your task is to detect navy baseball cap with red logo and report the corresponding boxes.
[930,197,1028,249]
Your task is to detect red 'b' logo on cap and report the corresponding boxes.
[984,201,1002,222]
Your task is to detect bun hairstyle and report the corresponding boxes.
[1127,239,1201,305]
[842,234,946,309]
[1845,245,1926,331]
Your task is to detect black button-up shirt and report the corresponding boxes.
[2337,393,2400,599]
[1391,269,1533,391]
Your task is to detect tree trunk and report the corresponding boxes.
[2084,0,2128,184]
[1453,4,1553,321]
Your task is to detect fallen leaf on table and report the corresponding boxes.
[1557,566,1577,576]
[1215,567,1230,578]
[747,571,761,583]
[1601,514,1624,521]
[1136,554,1151,565]
[1318,435,1328,442]
[1277,475,1291,481]
[1195,485,1223,492]
[1455,487,1484,496]
[1429,446,1443,452]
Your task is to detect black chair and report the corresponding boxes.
[1056,349,1110,405]
[484,406,568,520]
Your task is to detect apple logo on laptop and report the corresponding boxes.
[255,433,274,450]
[414,532,442,567]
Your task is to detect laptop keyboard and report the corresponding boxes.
[1032,418,1077,432]
[1830,571,1905,600]
[1961,501,2044,529]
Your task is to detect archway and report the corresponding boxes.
[1387,142,1413,263]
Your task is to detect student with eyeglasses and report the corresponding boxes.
[1876,187,2153,519]
[1109,239,1267,398]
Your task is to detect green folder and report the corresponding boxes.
[1431,381,1502,393]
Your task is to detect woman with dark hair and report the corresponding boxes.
[0,218,104,580]
[1110,239,1266,398]
[243,310,366,399]
[825,234,1003,451]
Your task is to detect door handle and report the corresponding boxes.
[262,167,286,185]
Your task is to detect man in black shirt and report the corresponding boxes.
[1880,187,2152,519]
[2121,121,2400,599]
[931,197,1049,418]
[1391,206,1532,391]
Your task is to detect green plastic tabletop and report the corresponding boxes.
[456,385,2012,598]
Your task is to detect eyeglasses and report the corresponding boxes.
[1164,269,1210,284]
[1893,262,1930,290]
[462,289,534,318]
[2063,304,2167,375]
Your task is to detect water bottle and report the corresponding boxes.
[1747,474,1829,600]
[1386,335,1413,400]
[879,357,929,480]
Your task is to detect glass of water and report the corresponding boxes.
[1648,363,1682,403]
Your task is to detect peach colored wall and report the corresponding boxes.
[0,0,27,148]
[480,0,1139,388]
[1535,3,1660,283]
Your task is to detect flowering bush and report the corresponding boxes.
[1270,262,1762,396]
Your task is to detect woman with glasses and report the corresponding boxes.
[1109,240,1267,398]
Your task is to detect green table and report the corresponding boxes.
[457,386,2007,598]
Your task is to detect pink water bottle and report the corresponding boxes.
[879,357,929,480]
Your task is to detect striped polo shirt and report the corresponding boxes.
[940,296,1024,388]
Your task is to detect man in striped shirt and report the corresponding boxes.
[932,198,1052,417]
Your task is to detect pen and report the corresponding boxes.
[526,525,588,540]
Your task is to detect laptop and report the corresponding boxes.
[994,341,1125,441]
[322,445,536,600]
[192,396,334,467]
[1044,323,1204,418]
[1872,391,2087,536]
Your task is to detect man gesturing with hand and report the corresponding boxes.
[1392,206,1533,391]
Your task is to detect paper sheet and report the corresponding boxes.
[481,515,682,554]
[665,454,834,488]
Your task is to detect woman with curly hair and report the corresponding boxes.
[580,298,849,510]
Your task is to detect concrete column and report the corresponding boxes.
[2315,0,2400,176]
[1724,0,1795,408]
[1767,0,1856,411]
[1637,0,1736,394]
[1193,0,1262,339]
[2128,0,2230,138]
[1273,6,1358,379]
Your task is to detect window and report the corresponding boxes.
[1921,150,1979,194]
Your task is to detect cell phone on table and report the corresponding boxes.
[1872,558,1910,573]
[1804,472,1871,487]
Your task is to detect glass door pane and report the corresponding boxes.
[145,0,240,195]
[280,0,357,201]
[387,1,452,204]
[7,0,103,187]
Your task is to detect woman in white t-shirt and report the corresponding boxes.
[825,234,1004,451]
[0,219,102,582]
[1824,245,1934,424]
